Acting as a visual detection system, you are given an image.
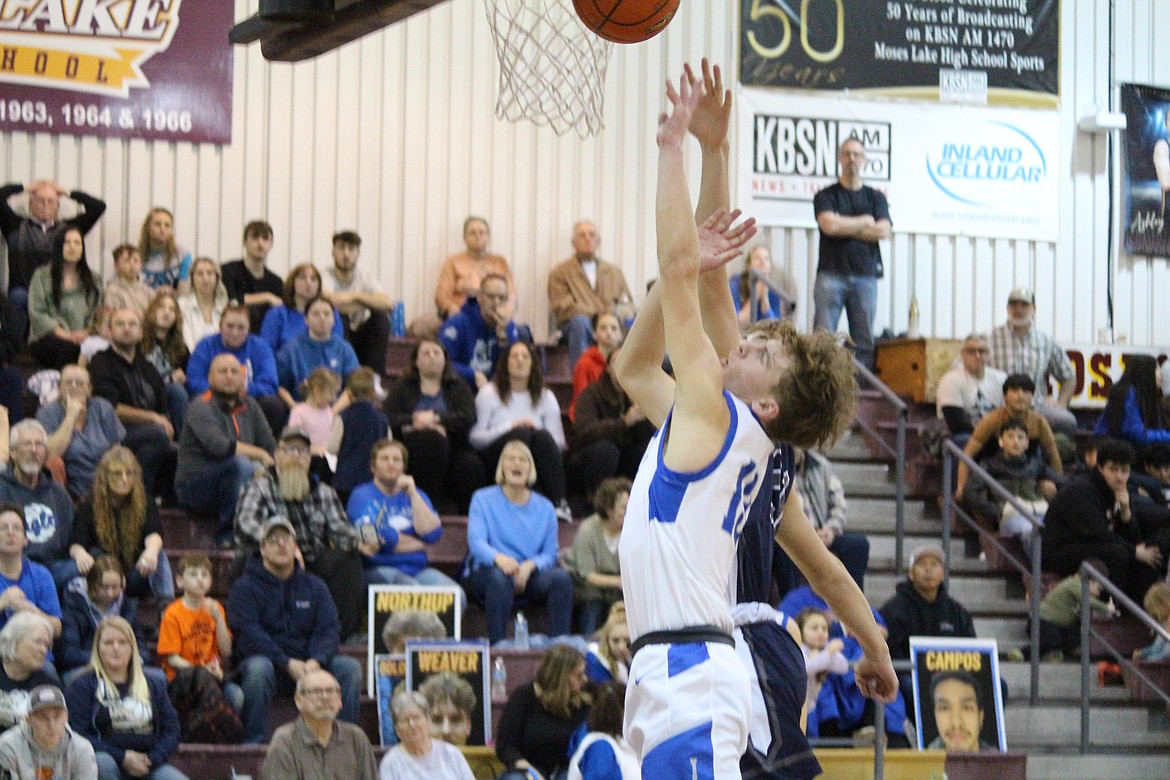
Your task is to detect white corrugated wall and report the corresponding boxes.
[1,0,1167,345]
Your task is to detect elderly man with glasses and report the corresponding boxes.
[0,420,77,589]
[936,334,1007,439]
[228,519,365,746]
[233,428,377,642]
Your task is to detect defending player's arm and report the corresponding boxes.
[688,59,740,361]
[775,490,897,702]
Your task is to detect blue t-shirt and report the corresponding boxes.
[346,482,440,575]
[0,558,61,661]
[142,249,192,290]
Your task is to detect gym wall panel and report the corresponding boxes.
[2,0,1169,346]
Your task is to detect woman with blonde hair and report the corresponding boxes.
[65,616,186,780]
[496,644,590,780]
[69,447,172,601]
[138,207,192,293]
[140,289,189,434]
[176,257,228,351]
[584,603,630,685]
[258,263,342,354]
[462,440,573,644]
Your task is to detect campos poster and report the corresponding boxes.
[739,0,1059,106]
[404,641,491,747]
[1122,83,1170,257]
[738,88,1059,241]
[367,585,462,696]
[0,0,234,143]
[910,637,1006,752]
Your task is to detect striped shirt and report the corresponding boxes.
[987,323,1073,404]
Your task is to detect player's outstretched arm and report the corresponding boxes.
[655,72,731,472]
[613,280,673,430]
[775,490,898,703]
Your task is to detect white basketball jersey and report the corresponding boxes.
[620,391,774,641]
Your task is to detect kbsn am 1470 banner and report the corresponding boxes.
[740,0,1059,107]
[0,0,234,144]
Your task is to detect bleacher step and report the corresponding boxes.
[1003,702,1170,747]
[999,661,1133,703]
[865,572,1007,602]
[1025,751,1170,780]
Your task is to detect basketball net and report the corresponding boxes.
[482,0,613,138]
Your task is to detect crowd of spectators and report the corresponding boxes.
[4,180,1170,774]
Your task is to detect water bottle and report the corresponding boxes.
[514,611,529,649]
[491,657,507,699]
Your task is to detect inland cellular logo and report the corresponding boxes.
[0,0,182,98]
[925,121,1047,206]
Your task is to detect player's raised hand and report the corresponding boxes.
[657,72,699,148]
[854,654,899,704]
[698,208,758,271]
[685,59,731,150]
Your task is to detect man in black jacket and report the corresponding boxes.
[879,543,977,716]
[1041,437,1164,601]
[88,309,174,495]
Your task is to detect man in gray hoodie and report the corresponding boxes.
[0,684,97,779]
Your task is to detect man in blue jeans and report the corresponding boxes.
[174,354,275,547]
[226,518,363,744]
[812,138,892,369]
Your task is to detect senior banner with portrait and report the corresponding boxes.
[1122,83,1170,257]
[0,0,234,143]
[910,637,1006,752]
[737,88,1059,241]
[739,0,1059,106]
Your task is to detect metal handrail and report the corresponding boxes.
[852,359,908,577]
[942,440,1043,704]
[1079,562,1170,752]
[745,268,796,321]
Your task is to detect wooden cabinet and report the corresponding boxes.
[875,338,962,403]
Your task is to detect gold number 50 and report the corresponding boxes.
[747,0,844,63]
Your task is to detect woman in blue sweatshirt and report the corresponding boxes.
[462,441,572,644]
[1095,354,1170,446]
[66,616,185,780]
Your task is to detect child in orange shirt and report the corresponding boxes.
[157,554,243,712]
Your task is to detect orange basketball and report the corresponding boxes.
[572,0,681,44]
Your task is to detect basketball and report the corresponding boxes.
[572,0,681,44]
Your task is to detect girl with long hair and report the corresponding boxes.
[65,616,187,780]
[469,341,568,514]
[381,337,484,511]
[496,644,590,780]
[176,257,228,351]
[138,207,192,293]
[1095,354,1170,446]
[140,289,190,433]
[28,227,102,370]
[70,447,173,600]
[258,263,342,354]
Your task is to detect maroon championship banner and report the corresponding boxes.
[0,1,234,144]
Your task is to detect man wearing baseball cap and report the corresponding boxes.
[987,287,1078,437]
[879,543,978,714]
[226,518,364,745]
[0,683,97,778]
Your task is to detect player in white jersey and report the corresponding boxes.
[616,62,898,779]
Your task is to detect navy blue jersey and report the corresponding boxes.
[738,620,821,780]
[736,445,796,604]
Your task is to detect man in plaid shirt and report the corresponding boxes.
[234,427,378,640]
[987,287,1078,438]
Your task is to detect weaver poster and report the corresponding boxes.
[738,88,1059,241]
[910,637,1006,752]
[739,0,1059,106]
[404,640,491,747]
[1122,83,1170,257]
[0,0,234,143]
[366,584,462,696]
